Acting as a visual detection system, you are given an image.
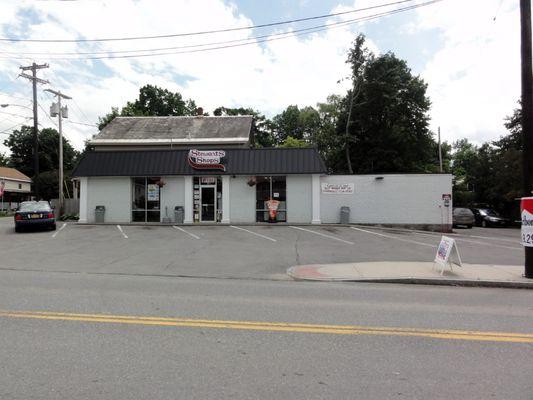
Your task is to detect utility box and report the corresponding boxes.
[95,205,105,223]
[174,206,184,224]
[340,206,350,224]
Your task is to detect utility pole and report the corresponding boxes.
[19,63,49,199]
[438,126,443,173]
[45,88,71,215]
[521,0,533,278]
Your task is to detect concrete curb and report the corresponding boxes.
[286,267,533,289]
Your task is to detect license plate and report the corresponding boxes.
[30,214,41,219]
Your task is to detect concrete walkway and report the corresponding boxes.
[287,261,533,288]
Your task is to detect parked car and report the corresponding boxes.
[470,208,509,228]
[453,207,474,228]
[14,201,56,232]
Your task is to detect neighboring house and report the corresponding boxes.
[0,167,32,211]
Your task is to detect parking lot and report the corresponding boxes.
[0,217,523,280]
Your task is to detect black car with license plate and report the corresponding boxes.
[14,201,56,232]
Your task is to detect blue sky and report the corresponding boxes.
[0,0,522,152]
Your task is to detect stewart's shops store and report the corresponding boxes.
[72,115,453,229]
[73,116,325,225]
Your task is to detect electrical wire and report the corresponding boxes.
[0,0,418,43]
[0,0,443,60]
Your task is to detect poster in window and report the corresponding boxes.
[147,184,159,201]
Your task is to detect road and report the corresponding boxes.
[1,268,532,399]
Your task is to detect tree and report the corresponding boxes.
[271,105,321,144]
[278,136,309,148]
[0,152,8,167]
[320,38,435,174]
[3,125,79,178]
[98,84,198,130]
[213,106,275,147]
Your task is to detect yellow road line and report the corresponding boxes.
[0,310,532,344]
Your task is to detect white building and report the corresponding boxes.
[73,115,452,231]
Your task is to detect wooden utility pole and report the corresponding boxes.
[45,88,71,215]
[19,63,49,199]
[438,126,443,173]
[521,0,533,278]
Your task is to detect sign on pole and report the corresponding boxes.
[521,197,533,246]
[434,236,462,275]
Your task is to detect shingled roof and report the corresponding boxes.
[91,116,252,145]
[0,167,31,182]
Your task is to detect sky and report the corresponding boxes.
[0,0,523,154]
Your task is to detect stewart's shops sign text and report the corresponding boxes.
[521,197,533,247]
[188,149,226,171]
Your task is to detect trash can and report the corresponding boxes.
[174,206,184,224]
[95,205,105,223]
[340,206,350,224]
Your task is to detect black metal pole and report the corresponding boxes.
[521,0,533,278]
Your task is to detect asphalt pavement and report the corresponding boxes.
[0,269,532,399]
[0,217,523,280]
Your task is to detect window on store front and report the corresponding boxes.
[255,176,286,222]
[132,177,161,222]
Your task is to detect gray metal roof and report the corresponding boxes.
[91,116,252,143]
[72,148,326,177]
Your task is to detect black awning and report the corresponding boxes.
[72,147,326,177]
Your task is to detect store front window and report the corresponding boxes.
[132,177,161,222]
[256,176,286,222]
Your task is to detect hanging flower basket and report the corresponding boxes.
[156,179,166,188]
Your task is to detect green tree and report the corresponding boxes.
[98,84,198,130]
[3,125,79,178]
[271,105,321,144]
[213,106,275,147]
[0,152,8,167]
[278,136,309,148]
[314,35,435,173]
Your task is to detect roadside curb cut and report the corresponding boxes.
[286,267,533,289]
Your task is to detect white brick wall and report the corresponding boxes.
[320,174,453,225]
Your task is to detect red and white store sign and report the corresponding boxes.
[188,149,226,171]
[521,197,533,247]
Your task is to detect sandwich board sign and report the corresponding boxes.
[434,236,462,275]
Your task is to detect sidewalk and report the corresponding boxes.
[287,261,533,289]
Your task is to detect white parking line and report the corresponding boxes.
[172,226,201,240]
[352,224,520,244]
[230,225,277,242]
[350,226,436,248]
[290,226,354,245]
[51,223,67,238]
[117,225,128,239]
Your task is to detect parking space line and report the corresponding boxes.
[172,226,201,240]
[352,224,520,244]
[117,225,128,239]
[290,226,354,245]
[51,223,67,238]
[350,226,436,248]
[424,235,522,251]
[230,225,277,242]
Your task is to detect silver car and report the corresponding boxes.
[453,207,474,229]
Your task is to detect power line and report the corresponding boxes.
[0,1,443,60]
[0,1,431,57]
[0,0,418,43]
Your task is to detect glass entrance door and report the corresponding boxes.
[200,186,216,222]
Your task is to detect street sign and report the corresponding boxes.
[521,197,533,247]
[434,236,462,275]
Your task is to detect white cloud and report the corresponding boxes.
[0,0,523,156]
[415,0,521,144]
